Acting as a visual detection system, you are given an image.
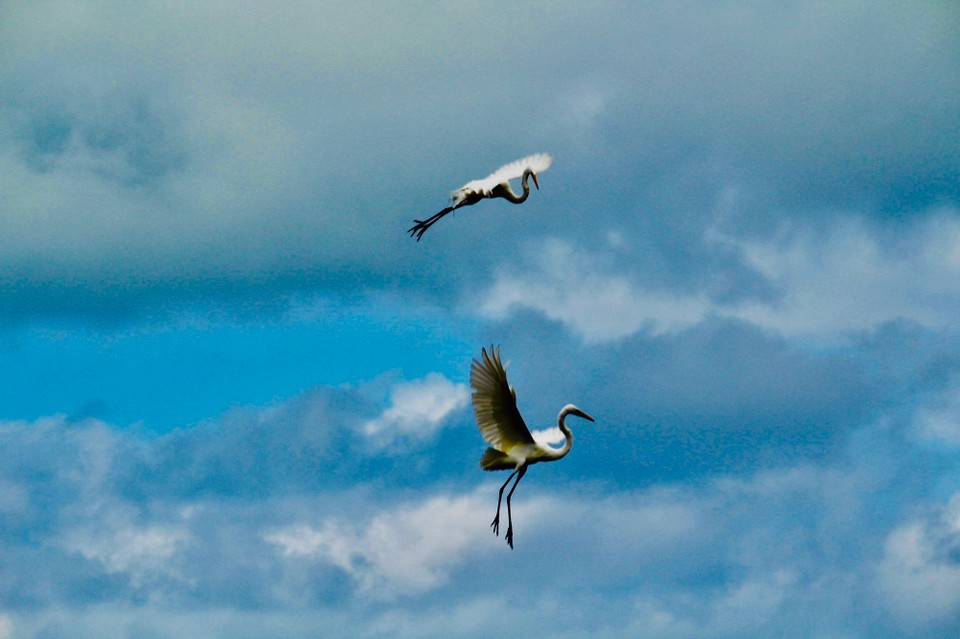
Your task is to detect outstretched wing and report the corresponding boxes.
[450,153,553,205]
[470,345,535,451]
[484,153,553,187]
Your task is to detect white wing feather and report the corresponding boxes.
[451,153,553,204]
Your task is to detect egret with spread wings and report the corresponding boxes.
[408,153,553,240]
[470,345,595,548]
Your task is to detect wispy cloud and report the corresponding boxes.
[265,493,488,598]
[0,398,959,636]
[720,213,960,336]
[475,211,960,344]
[63,516,191,589]
[1,2,958,638]
[875,494,960,629]
[475,237,713,342]
[915,381,960,447]
[360,373,469,450]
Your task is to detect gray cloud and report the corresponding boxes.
[1,2,956,320]
[476,311,960,482]
[2,3,960,637]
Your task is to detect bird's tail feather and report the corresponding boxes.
[480,448,515,471]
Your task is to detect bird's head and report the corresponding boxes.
[560,404,595,423]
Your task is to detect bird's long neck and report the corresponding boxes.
[550,412,575,460]
[495,169,534,203]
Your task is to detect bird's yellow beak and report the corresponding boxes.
[532,172,540,190]
[574,408,595,422]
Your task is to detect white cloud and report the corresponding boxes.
[1,404,958,638]
[475,211,960,343]
[63,511,192,589]
[263,485,709,603]
[265,493,489,598]
[530,426,565,446]
[721,213,960,336]
[361,373,469,449]
[914,382,960,447]
[707,569,798,635]
[475,238,712,342]
[874,492,960,628]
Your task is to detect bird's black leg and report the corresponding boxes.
[408,206,454,241]
[491,468,519,536]
[504,465,527,549]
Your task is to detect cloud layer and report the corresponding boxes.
[2,2,959,638]
[2,381,959,638]
[1,2,957,320]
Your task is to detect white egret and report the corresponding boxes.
[470,345,595,548]
[408,153,553,240]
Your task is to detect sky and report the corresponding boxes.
[1,1,959,637]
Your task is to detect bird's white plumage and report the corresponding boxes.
[451,153,553,205]
[408,153,552,240]
[469,346,595,548]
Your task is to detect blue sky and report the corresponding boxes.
[1,1,960,637]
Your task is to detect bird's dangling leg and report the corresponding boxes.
[491,467,520,536]
[504,465,527,549]
[408,206,454,241]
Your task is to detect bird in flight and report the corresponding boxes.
[470,345,595,548]
[408,153,553,241]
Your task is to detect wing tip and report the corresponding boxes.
[525,152,553,172]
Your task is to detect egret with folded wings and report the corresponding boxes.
[408,153,553,240]
[470,346,595,548]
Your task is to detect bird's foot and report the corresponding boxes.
[490,515,500,536]
[505,526,514,549]
[408,207,453,241]
[407,221,428,241]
